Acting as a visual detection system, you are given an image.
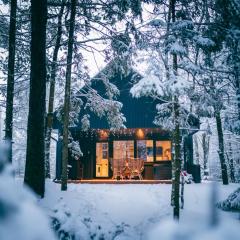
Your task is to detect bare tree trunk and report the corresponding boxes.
[170,0,181,220]
[202,133,210,177]
[165,0,176,208]
[61,0,76,191]
[194,136,200,165]
[226,137,235,183]
[45,2,65,179]
[235,78,240,126]
[5,0,17,163]
[180,136,185,210]
[215,111,229,185]
[173,95,181,219]
[232,42,240,125]
[24,0,47,198]
[180,172,184,209]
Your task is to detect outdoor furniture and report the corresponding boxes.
[129,158,144,180]
[110,158,144,180]
[110,158,125,180]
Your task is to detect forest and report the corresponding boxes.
[0,0,239,239]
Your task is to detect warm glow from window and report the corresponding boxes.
[137,140,154,162]
[156,141,171,161]
[136,129,145,139]
[99,130,108,140]
[114,141,134,159]
[96,142,109,177]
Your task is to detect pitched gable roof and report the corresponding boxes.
[78,68,160,129]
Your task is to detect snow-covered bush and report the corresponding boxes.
[217,188,240,212]
[50,198,128,240]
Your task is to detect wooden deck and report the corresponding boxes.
[54,179,172,184]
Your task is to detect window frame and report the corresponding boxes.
[155,140,172,161]
[136,139,172,163]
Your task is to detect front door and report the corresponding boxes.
[96,142,109,177]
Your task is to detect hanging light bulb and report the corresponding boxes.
[136,128,144,139]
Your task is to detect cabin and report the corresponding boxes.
[54,64,200,182]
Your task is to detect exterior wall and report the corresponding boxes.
[55,128,197,181]
[69,128,172,180]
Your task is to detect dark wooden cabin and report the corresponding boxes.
[55,66,200,181]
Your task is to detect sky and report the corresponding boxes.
[0,1,156,78]
[79,3,156,76]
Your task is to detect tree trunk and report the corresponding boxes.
[226,138,235,183]
[235,82,240,132]
[202,133,210,177]
[172,95,181,219]
[180,136,185,210]
[215,111,229,185]
[45,2,65,179]
[232,41,240,125]
[5,0,17,163]
[170,0,181,220]
[24,0,47,198]
[61,0,76,191]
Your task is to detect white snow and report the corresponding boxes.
[193,36,215,47]
[39,181,240,240]
[169,41,187,56]
[0,168,56,240]
[130,74,164,98]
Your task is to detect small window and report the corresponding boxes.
[156,141,171,161]
[102,143,108,159]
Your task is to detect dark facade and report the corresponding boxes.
[55,66,200,181]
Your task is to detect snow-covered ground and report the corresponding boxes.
[39,181,240,240]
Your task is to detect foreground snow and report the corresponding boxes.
[40,181,239,239]
[0,168,56,240]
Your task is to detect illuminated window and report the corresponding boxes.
[156,141,171,161]
[137,140,154,162]
[113,141,134,159]
[96,142,109,177]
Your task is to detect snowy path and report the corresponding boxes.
[39,182,239,239]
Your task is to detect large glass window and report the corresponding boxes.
[96,142,109,177]
[156,141,171,161]
[113,141,134,159]
[137,140,154,162]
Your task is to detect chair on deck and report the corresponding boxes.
[110,158,144,180]
[110,158,125,180]
[128,158,144,180]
